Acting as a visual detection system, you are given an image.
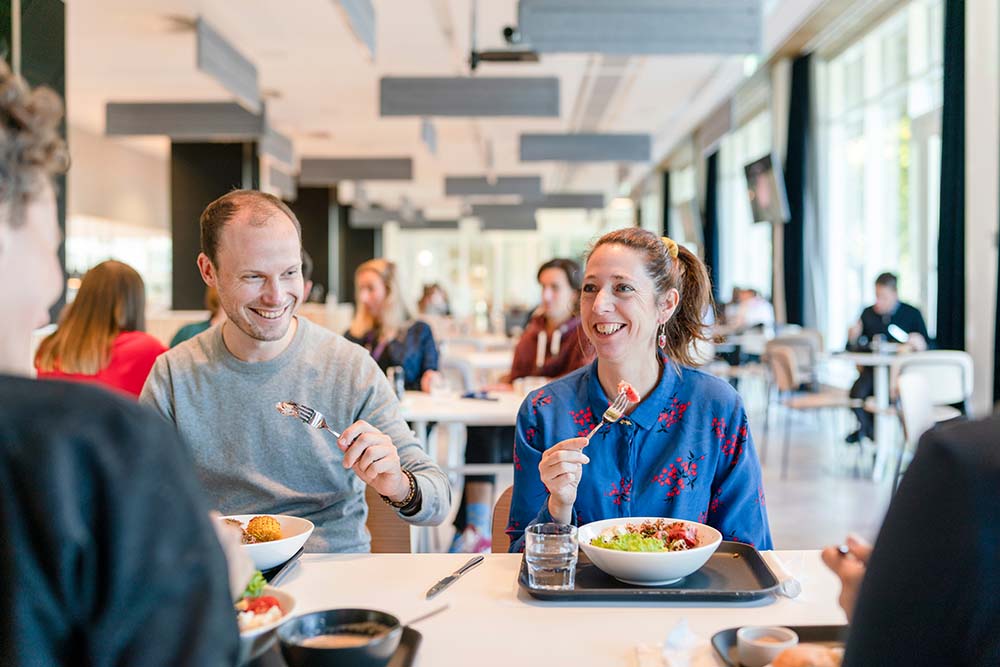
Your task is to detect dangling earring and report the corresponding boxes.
[657,323,667,349]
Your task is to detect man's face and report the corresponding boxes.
[0,181,63,373]
[874,284,898,315]
[200,209,303,345]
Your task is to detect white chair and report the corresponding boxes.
[892,350,973,415]
[893,373,936,495]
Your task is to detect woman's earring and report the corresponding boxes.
[657,323,667,349]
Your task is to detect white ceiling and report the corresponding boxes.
[66,0,791,215]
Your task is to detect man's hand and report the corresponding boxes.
[848,320,863,343]
[820,534,873,622]
[338,420,409,501]
[903,331,928,352]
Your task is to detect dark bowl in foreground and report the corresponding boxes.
[278,608,403,667]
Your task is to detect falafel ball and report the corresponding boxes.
[245,515,283,543]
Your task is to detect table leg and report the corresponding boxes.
[871,365,892,481]
[409,419,432,553]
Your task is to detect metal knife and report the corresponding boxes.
[424,555,485,599]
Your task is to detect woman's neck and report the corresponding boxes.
[596,347,661,405]
[544,311,571,334]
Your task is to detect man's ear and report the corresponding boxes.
[197,252,217,287]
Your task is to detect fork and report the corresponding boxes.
[276,400,341,438]
[584,391,632,441]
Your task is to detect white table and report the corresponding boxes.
[441,334,515,351]
[399,390,521,465]
[441,350,515,387]
[274,552,845,666]
[832,351,898,480]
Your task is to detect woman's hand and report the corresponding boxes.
[820,534,873,622]
[539,437,590,523]
[420,369,441,393]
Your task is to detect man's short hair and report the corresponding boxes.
[199,189,302,265]
[875,272,898,291]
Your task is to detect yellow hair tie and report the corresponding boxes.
[661,236,679,259]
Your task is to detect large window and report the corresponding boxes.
[818,0,944,349]
[718,112,774,300]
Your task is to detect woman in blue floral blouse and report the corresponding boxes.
[507,228,772,552]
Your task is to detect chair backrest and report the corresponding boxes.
[364,485,412,553]
[772,331,822,374]
[439,356,475,393]
[491,485,514,553]
[892,350,974,409]
[897,373,936,450]
[764,344,799,393]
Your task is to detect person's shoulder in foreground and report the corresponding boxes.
[844,415,1000,667]
[0,375,239,667]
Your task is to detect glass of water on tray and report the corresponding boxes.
[526,523,578,590]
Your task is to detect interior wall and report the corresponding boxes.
[966,0,1000,416]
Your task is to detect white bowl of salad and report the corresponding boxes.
[236,571,297,664]
[577,517,722,586]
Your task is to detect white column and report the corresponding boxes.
[966,0,1000,417]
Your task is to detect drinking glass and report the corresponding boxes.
[525,523,578,590]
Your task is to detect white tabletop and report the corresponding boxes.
[442,350,515,372]
[399,390,522,426]
[831,351,899,366]
[276,552,846,667]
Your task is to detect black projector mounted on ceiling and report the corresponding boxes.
[468,9,539,71]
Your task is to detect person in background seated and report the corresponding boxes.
[169,285,225,347]
[451,258,594,553]
[845,272,929,444]
[821,415,1000,665]
[345,258,441,392]
[508,229,772,552]
[35,259,166,397]
[418,283,450,316]
[719,287,774,336]
[301,248,318,303]
[141,191,450,552]
[0,57,239,667]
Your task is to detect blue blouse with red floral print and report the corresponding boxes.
[507,358,772,552]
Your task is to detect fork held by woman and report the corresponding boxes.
[584,391,631,441]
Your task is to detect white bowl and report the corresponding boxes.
[222,514,314,570]
[238,585,297,665]
[577,517,723,586]
[736,626,799,667]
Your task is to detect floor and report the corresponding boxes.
[427,398,894,552]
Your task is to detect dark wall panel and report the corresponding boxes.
[337,204,378,309]
[170,142,256,309]
[287,186,332,302]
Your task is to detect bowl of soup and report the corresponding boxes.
[277,608,402,667]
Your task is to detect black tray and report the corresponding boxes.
[262,547,305,584]
[711,625,847,666]
[247,627,422,667]
[519,541,780,602]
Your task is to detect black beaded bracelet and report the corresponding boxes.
[381,469,417,509]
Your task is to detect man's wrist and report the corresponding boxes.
[382,470,416,507]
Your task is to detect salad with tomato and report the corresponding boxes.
[590,519,699,552]
[235,571,284,632]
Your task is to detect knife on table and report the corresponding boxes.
[425,555,485,599]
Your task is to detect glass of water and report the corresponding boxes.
[525,523,578,590]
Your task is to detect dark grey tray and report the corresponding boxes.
[711,625,847,666]
[247,627,422,667]
[519,541,780,601]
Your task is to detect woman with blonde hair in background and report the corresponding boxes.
[35,259,166,397]
[346,258,441,392]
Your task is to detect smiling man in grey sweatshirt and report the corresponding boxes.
[140,189,450,552]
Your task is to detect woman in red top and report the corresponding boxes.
[35,260,165,397]
[451,258,595,553]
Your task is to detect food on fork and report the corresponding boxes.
[616,380,640,403]
[235,571,284,632]
[771,644,843,667]
[275,401,298,417]
[590,519,698,552]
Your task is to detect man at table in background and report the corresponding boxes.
[845,272,928,444]
[141,189,450,552]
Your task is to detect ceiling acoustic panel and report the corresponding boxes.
[517,0,763,55]
[105,102,264,140]
[335,0,376,59]
[445,176,543,197]
[259,125,294,165]
[381,77,559,117]
[196,18,260,113]
[267,166,297,202]
[299,158,413,185]
[536,192,605,208]
[471,204,538,230]
[520,133,651,162]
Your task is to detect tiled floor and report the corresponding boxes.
[429,402,895,552]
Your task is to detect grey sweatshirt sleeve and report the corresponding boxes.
[139,355,175,424]
[350,353,451,526]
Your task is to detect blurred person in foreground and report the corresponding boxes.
[141,191,450,552]
[451,258,594,553]
[845,272,929,444]
[507,229,771,552]
[818,415,1000,666]
[345,258,441,393]
[0,59,240,666]
[35,259,166,397]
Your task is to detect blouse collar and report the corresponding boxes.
[585,354,681,431]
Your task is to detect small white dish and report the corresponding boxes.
[221,514,314,570]
[736,626,798,667]
[238,585,297,665]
